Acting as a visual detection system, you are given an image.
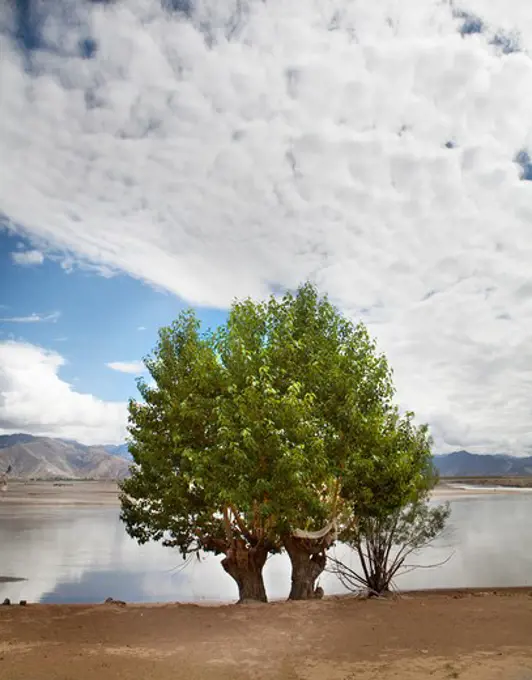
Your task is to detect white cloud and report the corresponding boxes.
[137,326,146,331]
[0,341,126,445]
[0,311,60,323]
[1,1,532,454]
[57,253,116,277]
[106,360,145,375]
[10,249,44,266]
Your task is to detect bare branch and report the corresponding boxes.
[329,501,451,595]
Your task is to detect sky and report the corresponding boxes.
[0,0,532,453]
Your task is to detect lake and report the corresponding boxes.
[1,492,531,604]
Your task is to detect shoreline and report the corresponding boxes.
[1,586,531,608]
[431,484,532,499]
[2,479,532,507]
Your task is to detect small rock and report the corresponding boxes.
[104,597,126,607]
[19,600,27,606]
[2,598,10,606]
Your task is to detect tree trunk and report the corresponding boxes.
[221,541,268,603]
[283,535,327,600]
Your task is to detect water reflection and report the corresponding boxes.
[1,495,531,604]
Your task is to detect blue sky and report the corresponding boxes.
[1,1,532,453]
[0,227,226,424]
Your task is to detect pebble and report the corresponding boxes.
[104,597,126,607]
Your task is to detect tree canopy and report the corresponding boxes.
[120,282,440,602]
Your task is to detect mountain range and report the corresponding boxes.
[1,434,532,480]
[433,450,532,477]
[0,434,131,480]
[102,443,132,460]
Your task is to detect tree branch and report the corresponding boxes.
[229,503,255,544]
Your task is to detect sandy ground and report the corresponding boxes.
[431,485,532,499]
[0,480,121,506]
[3,479,532,507]
[0,592,531,680]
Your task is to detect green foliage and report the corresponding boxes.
[263,283,395,528]
[120,311,228,556]
[340,410,438,520]
[201,295,330,537]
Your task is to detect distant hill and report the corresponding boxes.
[0,433,37,450]
[434,450,532,477]
[0,434,131,480]
[3,435,531,480]
[104,444,132,460]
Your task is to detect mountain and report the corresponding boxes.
[4,435,531,480]
[104,443,132,460]
[0,434,131,480]
[434,450,532,477]
[0,433,37,450]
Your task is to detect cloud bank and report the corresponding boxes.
[0,341,127,444]
[1,1,532,453]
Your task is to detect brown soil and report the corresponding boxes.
[1,591,531,680]
[5,480,531,508]
[439,477,532,489]
[1,480,120,506]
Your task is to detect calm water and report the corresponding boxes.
[1,494,531,604]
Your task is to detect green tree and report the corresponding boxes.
[329,411,451,595]
[263,284,394,598]
[120,283,396,602]
[120,302,328,603]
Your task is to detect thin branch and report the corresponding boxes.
[356,542,372,585]
[222,505,234,544]
[228,503,254,543]
[383,516,398,566]
[399,551,455,575]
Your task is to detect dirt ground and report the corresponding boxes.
[439,477,532,489]
[1,591,531,680]
[4,479,530,508]
[0,480,120,506]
